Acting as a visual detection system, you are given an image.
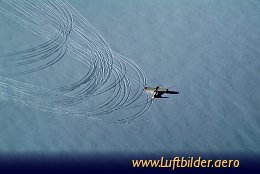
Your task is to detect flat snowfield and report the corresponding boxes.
[0,0,259,154]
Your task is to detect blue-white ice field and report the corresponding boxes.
[0,0,259,154]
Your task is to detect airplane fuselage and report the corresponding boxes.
[144,86,179,98]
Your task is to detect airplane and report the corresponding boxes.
[144,86,179,98]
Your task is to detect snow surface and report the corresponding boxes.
[0,0,259,154]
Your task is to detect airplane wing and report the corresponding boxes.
[144,87,168,92]
[144,87,156,91]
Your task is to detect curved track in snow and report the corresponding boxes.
[0,0,153,123]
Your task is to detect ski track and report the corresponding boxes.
[0,0,153,124]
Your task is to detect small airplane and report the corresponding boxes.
[144,86,179,98]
